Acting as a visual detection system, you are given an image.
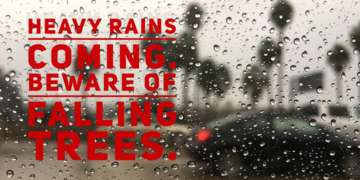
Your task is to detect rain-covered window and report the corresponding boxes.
[1,0,360,179]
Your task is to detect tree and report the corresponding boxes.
[258,38,281,68]
[185,3,204,31]
[349,22,360,100]
[242,65,270,104]
[198,59,230,97]
[326,44,350,99]
[176,3,203,104]
[270,0,293,105]
[257,39,280,107]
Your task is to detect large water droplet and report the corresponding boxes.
[290,65,296,71]
[109,32,118,38]
[301,51,308,58]
[111,161,119,168]
[214,45,220,52]
[323,173,330,180]
[316,86,323,93]
[221,169,228,176]
[187,161,196,168]
[6,170,14,178]
[293,38,300,45]
[10,155,17,161]
[226,17,232,24]
[154,167,161,174]
[24,44,30,51]
[309,119,317,127]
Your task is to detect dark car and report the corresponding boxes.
[188,110,360,177]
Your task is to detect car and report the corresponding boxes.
[187,110,360,177]
[301,104,359,141]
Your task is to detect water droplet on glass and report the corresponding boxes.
[293,38,300,45]
[195,61,201,67]
[323,173,330,180]
[91,29,99,36]
[316,86,323,93]
[221,169,228,176]
[109,32,118,38]
[284,37,290,43]
[236,64,242,69]
[321,113,327,120]
[187,161,196,168]
[329,120,336,127]
[269,28,275,34]
[154,167,161,174]
[290,65,296,71]
[6,170,14,178]
[4,75,10,82]
[64,35,72,44]
[226,17,232,24]
[58,84,63,93]
[301,51,308,58]
[111,161,119,168]
[309,119,317,127]
[10,155,17,161]
[214,45,220,52]
[24,44,30,50]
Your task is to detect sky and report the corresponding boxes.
[0,0,360,113]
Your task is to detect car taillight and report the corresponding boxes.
[196,129,212,142]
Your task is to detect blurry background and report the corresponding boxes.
[1,0,360,179]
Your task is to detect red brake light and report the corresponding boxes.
[197,129,212,142]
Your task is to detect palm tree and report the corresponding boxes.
[270,0,293,104]
[242,65,270,104]
[176,3,203,104]
[198,59,230,97]
[258,39,280,107]
[326,44,350,99]
[198,59,230,119]
[258,38,281,68]
[185,3,204,31]
[349,22,360,100]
